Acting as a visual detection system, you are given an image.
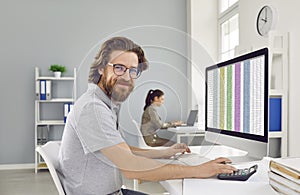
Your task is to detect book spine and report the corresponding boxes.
[270,161,300,179]
[269,178,300,195]
[268,171,300,192]
[270,168,300,185]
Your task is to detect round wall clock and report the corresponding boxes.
[256,5,277,36]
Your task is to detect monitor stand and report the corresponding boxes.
[203,131,268,163]
[190,144,259,163]
[173,144,259,166]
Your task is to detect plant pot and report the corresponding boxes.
[54,71,61,78]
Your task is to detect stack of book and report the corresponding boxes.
[268,157,300,194]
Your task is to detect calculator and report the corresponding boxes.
[217,164,258,181]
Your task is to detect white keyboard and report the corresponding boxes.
[176,153,210,166]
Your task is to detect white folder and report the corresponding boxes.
[36,81,40,100]
[64,103,69,123]
[69,104,74,113]
[46,80,51,100]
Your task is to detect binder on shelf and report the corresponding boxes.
[269,97,282,131]
[64,103,74,123]
[37,125,48,145]
[69,104,74,113]
[42,126,49,144]
[37,126,43,145]
[40,80,46,100]
[36,81,40,100]
[64,103,68,123]
[46,80,51,100]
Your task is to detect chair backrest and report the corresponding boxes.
[36,141,65,195]
[132,119,150,148]
[131,120,167,149]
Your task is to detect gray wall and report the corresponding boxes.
[0,0,188,164]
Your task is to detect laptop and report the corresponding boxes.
[177,110,198,127]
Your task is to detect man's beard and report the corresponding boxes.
[99,73,134,102]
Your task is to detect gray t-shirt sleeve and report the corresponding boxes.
[76,101,124,154]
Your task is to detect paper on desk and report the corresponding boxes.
[183,157,277,195]
[183,179,277,195]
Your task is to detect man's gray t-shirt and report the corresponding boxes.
[57,83,125,195]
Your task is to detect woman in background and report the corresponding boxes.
[141,89,182,147]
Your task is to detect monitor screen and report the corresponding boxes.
[205,48,269,159]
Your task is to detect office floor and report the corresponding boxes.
[0,169,169,195]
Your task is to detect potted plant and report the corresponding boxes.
[49,64,66,78]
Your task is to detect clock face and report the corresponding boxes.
[256,6,274,36]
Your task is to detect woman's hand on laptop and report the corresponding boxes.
[171,121,184,126]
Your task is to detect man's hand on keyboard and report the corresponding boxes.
[194,157,237,178]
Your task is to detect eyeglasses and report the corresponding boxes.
[107,63,141,79]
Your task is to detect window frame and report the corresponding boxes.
[218,1,239,61]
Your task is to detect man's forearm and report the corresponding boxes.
[129,145,168,159]
[122,163,197,181]
[102,143,236,182]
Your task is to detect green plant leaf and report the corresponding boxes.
[49,64,66,73]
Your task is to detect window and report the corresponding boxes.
[189,1,239,127]
[218,0,239,61]
[219,0,238,13]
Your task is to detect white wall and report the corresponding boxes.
[238,0,300,156]
[187,0,218,128]
[188,0,218,61]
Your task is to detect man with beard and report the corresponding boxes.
[57,37,236,195]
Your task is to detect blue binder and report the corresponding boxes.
[40,80,46,100]
[64,103,74,123]
[269,98,281,131]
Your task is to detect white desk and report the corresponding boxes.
[159,146,278,195]
[167,126,205,143]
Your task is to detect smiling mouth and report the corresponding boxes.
[116,82,131,87]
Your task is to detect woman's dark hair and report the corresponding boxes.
[143,89,164,111]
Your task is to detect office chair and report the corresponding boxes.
[36,141,65,195]
[131,120,168,190]
[131,119,152,149]
[132,119,167,149]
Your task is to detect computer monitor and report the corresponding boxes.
[205,48,269,160]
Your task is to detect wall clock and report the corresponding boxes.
[256,5,277,36]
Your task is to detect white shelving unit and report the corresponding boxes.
[268,31,289,157]
[34,67,77,172]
